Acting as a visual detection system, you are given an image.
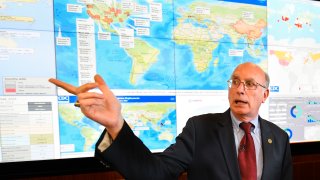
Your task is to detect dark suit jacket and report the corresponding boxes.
[95,109,293,180]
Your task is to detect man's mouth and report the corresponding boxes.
[235,100,248,104]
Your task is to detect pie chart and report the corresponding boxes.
[290,105,302,118]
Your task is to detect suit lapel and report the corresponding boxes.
[259,117,274,179]
[217,110,241,180]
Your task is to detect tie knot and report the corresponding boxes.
[240,122,254,134]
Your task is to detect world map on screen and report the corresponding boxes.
[54,0,267,154]
[58,95,176,155]
[54,0,267,90]
[268,0,320,95]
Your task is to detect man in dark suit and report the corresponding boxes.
[49,62,293,180]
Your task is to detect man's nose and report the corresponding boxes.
[237,81,246,92]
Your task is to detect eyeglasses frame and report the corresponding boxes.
[227,79,267,90]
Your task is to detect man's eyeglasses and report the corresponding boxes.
[227,79,267,90]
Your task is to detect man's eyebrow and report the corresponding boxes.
[231,75,239,79]
[231,75,255,81]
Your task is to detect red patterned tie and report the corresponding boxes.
[238,122,257,180]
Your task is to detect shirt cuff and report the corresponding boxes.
[97,130,113,152]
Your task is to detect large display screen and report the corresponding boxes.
[0,0,320,166]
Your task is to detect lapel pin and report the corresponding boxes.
[268,138,272,144]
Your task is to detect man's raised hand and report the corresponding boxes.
[49,74,124,139]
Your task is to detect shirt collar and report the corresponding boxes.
[230,111,259,133]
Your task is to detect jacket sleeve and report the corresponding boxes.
[94,119,196,180]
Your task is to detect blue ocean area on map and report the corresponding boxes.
[59,118,86,152]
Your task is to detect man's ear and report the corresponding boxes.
[262,89,269,103]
